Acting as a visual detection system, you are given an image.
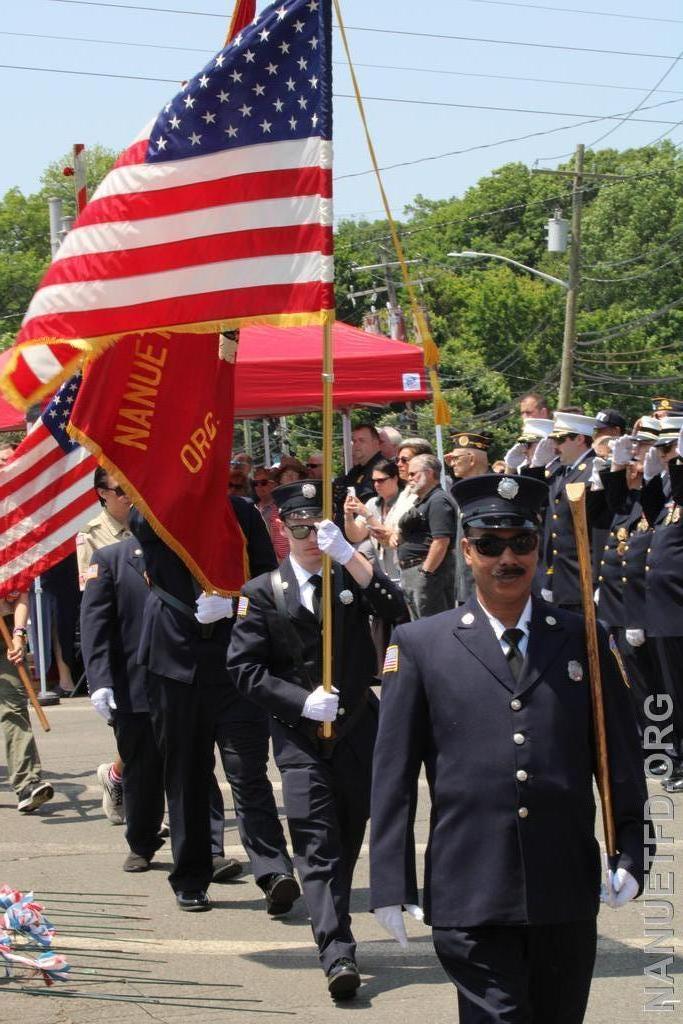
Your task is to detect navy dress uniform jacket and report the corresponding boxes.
[644,460,683,637]
[227,557,407,764]
[596,469,649,630]
[369,595,647,928]
[528,453,607,606]
[131,496,276,684]
[80,537,150,714]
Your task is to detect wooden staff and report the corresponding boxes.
[0,618,51,732]
[566,482,615,857]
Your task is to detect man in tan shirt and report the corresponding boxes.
[76,468,133,590]
[77,468,132,824]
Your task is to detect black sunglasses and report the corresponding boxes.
[253,479,271,486]
[468,533,538,557]
[553,432,578,445]
[287,522,318,540]
[306,462,322,469]
[373,476,391,484]
[101,485,126,497]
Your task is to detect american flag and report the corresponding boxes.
[3,0,333,409]
[0,376,99,597]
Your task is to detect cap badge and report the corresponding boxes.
[497,478,519,501]
[568,660,584,682]
[461,612,475,625]
[302,483,317,499]
[458,434,470,447]
[339,589,354,605]
[596,411,607,422]
[662,399,671,409]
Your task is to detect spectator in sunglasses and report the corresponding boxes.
[253,467,289,561]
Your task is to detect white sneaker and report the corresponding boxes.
[17,782,54,813]
[96,763,125,825]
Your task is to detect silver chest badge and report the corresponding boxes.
[498,477,519,500]
[568,660,584,682]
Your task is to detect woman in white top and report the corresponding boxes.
[343,459,406,581]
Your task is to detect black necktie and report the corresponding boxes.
[310,574,323,621]
[502,627,525,684]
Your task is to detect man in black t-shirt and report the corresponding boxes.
[397,454,456,619]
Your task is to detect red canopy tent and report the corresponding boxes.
[234,321,429,416]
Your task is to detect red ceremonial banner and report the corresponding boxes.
[68,331,248,595]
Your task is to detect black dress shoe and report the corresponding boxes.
[123,851,151,872]
[176,890,211,912]
[263,873,300,916]
[327,958,361,1000]
[212,855,243,883]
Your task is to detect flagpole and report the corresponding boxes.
[332,0,451,434]
[321,312,335,739]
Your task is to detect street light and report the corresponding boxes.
[448,250,568,290]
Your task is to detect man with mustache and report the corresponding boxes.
[370,473,648,1024]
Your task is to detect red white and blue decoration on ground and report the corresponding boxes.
[0,885,71,985]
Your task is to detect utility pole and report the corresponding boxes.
[559,143,584,409]
[532,145,632,407]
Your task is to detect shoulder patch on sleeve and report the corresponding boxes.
[237,595,250,618]
[85,563,99,581]
[383,644,399,674]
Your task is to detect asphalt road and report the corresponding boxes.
[1,698,681,1022]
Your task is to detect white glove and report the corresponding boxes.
[91,687,117,722]
[374,904,424,949]
[594,587,600,604]
[643,446,663,482]
[589,456,609,491]
[530,436,555,468]
[609,435,634,467]
[504,442,528,471]
[605,866,639,909]
[316,519,355,565]
[677,425,683,460]
[541,588,553,603]
[195,593,234,623]
[301,685,339,722]
[625,628,646,647]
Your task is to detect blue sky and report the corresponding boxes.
[1,0,682,222]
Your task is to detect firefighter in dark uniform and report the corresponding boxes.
[642,417,683,792]
[370,473,647,1024]
[595,420,664,767]
[80,537,165,871]
[227,479,408,1001]
[525,411,607,611]
[130,496,297,912]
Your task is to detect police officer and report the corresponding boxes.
[131,496,297,912]
[228,480,407,1000]
[80,537,166,872]
[370,473,647,1024]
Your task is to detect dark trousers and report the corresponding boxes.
[649,636,683,761]
[432,919,597,1024]
[210,693,293,885]
[146,673,216,892]
[275,708,375,973]
[147,674,291,893]
[113,712,165,860]
[400,556,455,621]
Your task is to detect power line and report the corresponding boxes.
[582,227,683,269]
[43,3,683,60]
[461,0,683,25]
[583,253,683,284]
[7,32,683,98]
[576,295,683,342]
[6,62,683,127]
[586,48,683,149]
